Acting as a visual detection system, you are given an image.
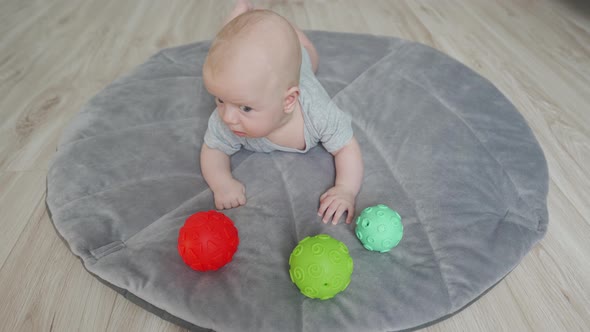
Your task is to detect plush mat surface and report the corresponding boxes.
[46,31,548,332]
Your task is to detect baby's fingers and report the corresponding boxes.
[318,196,334,217]
[224,200,235,209]
[322,203,340,224]
[231,197,241,208]
[238,194,246,206]
[332,205,347,225]
[231,193,247,208]
[345,206,355,224]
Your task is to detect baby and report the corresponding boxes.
[200,0,363,225]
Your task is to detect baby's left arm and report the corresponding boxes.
[318,136,363,224]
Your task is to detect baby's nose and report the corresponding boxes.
[221,106,239,125]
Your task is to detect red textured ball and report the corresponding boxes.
[178,210,239,271]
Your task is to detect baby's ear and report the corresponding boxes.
[283,86,300,114]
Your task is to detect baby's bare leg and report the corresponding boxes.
[292,25,319,73]
[223,0,254,26]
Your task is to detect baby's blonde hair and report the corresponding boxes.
[205,9,302,88]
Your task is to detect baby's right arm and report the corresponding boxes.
[200,144,246,210]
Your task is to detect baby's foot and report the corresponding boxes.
[224,0,255,26]
[236,0,254,12]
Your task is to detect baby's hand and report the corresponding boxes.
[212,178,246,210]
[318,185,356,225]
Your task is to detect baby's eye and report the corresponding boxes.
[216,98,224,104]
[240,106,253,112]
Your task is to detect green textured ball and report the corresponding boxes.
[288,234,354,300]
[355,205,403,252]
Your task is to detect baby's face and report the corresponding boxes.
[202,10,302,139]
[203,46,290,139]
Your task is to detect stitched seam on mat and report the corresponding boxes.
[123,211,194,248]
[90,240,126,260]
[51,173,200,212]
[159,48,183,65]
[393,73,541,232]
[95,75,201,97]
[122,190,211,246]
[58,116,201,148]
[269,154,304,330]
[269,155,299,246]
[327,41,540,231]
[84,215,190,265]
[102,151,258,249]
[333,42,453,308]
[348,113,454,312]
[84,186,220,263]
[330,41,407,99]
[422,221,454,309]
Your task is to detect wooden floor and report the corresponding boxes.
[1,0,589,331]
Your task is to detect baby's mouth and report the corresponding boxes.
[232,130,247,137]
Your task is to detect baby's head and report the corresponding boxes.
[203,10,302,138]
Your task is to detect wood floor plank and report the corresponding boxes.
[1,0,589,331]
[425,281,533,332]
[106,295,187,332]
[0,195,120,331]
[0,171,46,269]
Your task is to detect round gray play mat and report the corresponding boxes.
[46,31,548,331]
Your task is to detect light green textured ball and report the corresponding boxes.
[288,234,354,300]
[355,204,403,252]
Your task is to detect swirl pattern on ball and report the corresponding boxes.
[288,235,354,300]
[355,205,403,252]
